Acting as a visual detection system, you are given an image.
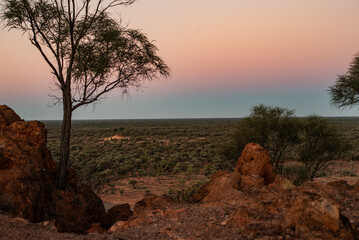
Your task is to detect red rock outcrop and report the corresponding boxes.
[235,143,276,187]
[0,105,109,234]
[191,143,276,203]
[283,188,358,239]
[0,105,56,222]
[0,105,21,130]
[107,203,133,227]
[133,193,174,216]
[50,185,108,233]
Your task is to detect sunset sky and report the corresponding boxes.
[1,0,359,120]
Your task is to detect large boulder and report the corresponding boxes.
[107,203,133,227]
[191,143,276,203]
[234,143,276,187]
[0,105,110,234]
[283,189,358,239]
[133,193,173,216]
[0,105,56,222]
[0,105,21,130]
[50,185,109,233]
[190,170,240,203]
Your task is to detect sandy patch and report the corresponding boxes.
[103,135,131,141]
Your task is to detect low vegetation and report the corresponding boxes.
[221,105,353,183]
[44,107,359,193]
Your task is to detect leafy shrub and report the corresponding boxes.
[298,115,350,180]
[221,104,300,173]
[339,170,357,177]
[128,179,138,186]
[167,180,208,203]
[283,164,309,186]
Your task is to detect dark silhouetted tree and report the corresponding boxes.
[1,0,170,189]
[329,54,359,110]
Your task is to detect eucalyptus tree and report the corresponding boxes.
[1,0,170,189]
[329,54,359,110]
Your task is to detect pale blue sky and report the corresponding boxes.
[1,0,359,120]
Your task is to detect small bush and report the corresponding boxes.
[118,189,125,196]
[283,164,309,186]
[298,115,350,180]
[128,179,137,186]
[339,170,357,177]
[220,104,300,173]
[167,180,208,203]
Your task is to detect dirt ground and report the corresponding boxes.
[315,159,359,185]
[101,174,208,209]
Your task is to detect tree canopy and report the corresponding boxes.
[1,0,170,189]
[329,54,359,110]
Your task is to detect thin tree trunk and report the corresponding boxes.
[56,86,72,190]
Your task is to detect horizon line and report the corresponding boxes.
[34,115,359,121]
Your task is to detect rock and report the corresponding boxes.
[66,167,79,188]
[283,191,358,239]
[0,106,56,222]
[87,223,107,234]
[234,143,276,187]
[134,193,173,216]
[328,180,351,188]
[0,105,21,130]
[0,105,110,234]
[108,220,128,233]
[107,203,133,227]
[190,171,240,203]
[50,185,109,233]
[191,143,276,203]
[353,180,359,193]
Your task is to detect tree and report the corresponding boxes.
[329,54,359,109]
[221,104,300,173]
[1,0,170,189]
[298,115,349,180]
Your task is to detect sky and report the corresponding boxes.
[1,0,359,120]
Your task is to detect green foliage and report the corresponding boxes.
[221,104,300,173]
[329,54,359,110]
[118,189,125,196]
[167,180,208,203]
[1,0,169,189]
[298,115,350,180]
[128,179,137,186]
[43,116,357,190]
[283,164,309,186]
[45,118,235,188]
[339,170,357,177]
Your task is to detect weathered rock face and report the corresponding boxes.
[283,189,357,239]
[0,105,21,130]
[0,105,109,234]
[50,185,108,234]
[0,105,56,222]
[235,143,276,187]
[188,143,359,239]
[107,203,133,227]
[190,170,241,203]
[134,193,173,216]
[191,143,276,203]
